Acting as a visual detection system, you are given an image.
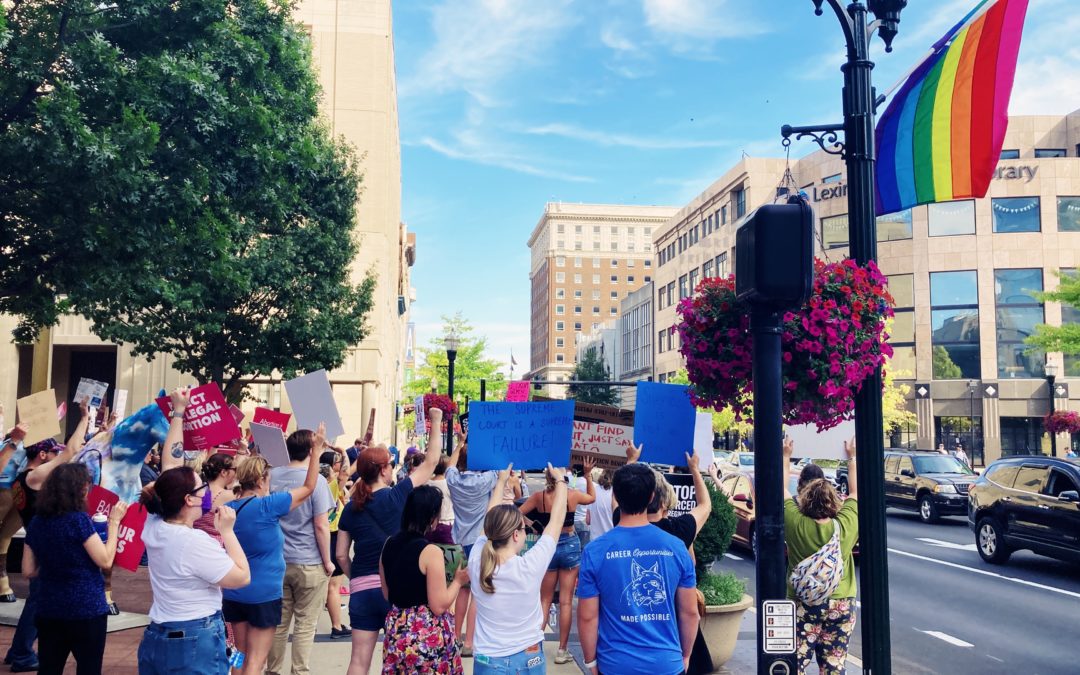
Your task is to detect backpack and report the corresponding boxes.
[789,519,845,606]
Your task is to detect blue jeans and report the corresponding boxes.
[138,611,228,675]
[6,576,39,668]
[474,643,546,674]
[546,532,581,571]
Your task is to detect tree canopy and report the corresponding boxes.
[405,313,507,405]
[567,346,619,405]
[1026,271,1080,369]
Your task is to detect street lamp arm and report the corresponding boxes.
[781,124,846,158]
[812,0,856,54]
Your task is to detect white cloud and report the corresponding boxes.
[642,0,766,41]
[525,123,731,150]
[1010,8,1080,115]
[415,136,594,183]
[600,24,639,53]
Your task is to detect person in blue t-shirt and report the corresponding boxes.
[577,463,699,675]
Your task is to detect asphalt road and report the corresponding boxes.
[715,507,1080,674]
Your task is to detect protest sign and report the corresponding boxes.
[228,404,245,425]
[17,389,61,446]
[467,401,574,470]
[414,396,426,435]
[633,382,696,467]
[56,402,67,422]
[250,421,291,467]
[85,485,149,572]
[283,370,344,440]
[364,408,376,443]
[155,383,241,450]
[784,419,855,460]
[253,407,290,432]
[694,412,713,458]
[113,389,128,420]
[664,473,697,519]
[74,378,109,407]
[506,381,530,403]
[569,402,635,469]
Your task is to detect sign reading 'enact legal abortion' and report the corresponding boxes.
[156,383,241,450]
[467,400,574,471]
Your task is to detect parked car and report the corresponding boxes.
[716,471,797,554]
[967,456,1080,565]
[883,451,977,523]
[793,458,839,488]
[835,448,913,497]
[719,452,755,475]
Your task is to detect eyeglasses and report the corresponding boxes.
[186,482,209,497]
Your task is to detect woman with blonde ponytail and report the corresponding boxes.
[468,463,567,674]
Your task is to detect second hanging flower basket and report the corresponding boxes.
[1044,410,1080,435]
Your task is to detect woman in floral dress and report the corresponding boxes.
[379,485,469,674]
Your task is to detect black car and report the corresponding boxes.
[883,451,977,523]
[967,456,1080,565]
[835,448,909,498]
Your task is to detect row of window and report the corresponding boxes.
[556,288,639,300]
[657,252,731,310]
[554,305,622,317]
[999,148,1073,159]
[554,256,653,269]
[555,224,653,236]
[553,273,651,284]
[657,189,746,268]
[556,240,651,252]
[554,320,600,333]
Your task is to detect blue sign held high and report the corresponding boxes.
[467,401,575,470]
[633,382,696,466]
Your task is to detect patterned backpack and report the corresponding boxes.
[789,519,845,606]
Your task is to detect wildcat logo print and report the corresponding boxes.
[622,559,668,609]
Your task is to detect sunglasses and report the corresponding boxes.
[186,482,209,497]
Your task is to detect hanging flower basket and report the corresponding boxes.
[1044,410,1080,435]
[422,393,458,433]
[677,258,894,431]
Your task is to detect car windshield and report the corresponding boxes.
[913,455,974,475]
[739,454,755,467]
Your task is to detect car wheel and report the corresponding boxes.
[976,517,1012,564]
[918,494,939,523]
[837,478,849,498]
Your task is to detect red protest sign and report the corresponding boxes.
[228,404,245,424]
[85,485,149,572]
[156,383,241,450]
[252,407,290,432]
[506,381,530,402]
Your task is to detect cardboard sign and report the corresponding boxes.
[155,383,241,450]
[249,421,291,467]
[74,378,109,407]
[228,404,245,425]
[85,485,149,572]
[16,389,61,446]
[569,402,635,469]
[466,401,575,470]
[283,370,344,440]
[112,389,129,420]
[664,473,697,518]
[784,419,855,460]
[633,382,696,467]
[414,396,426,435]
[506,381,530,403]
[253,407,290,432]
[694,412,714,458]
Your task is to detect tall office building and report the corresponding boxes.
[527,203,677,397]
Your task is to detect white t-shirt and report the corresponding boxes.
[468,534,556,657]
[573,476,588,526]
[143,516,236,623]
[588,486,614,540]
[432,479,455,525]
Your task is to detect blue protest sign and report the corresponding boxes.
[633,382,696,466]
[467,401,575,470]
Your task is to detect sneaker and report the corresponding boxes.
[329,626,351,639]
[0,593,15,603]
[10,662,39,673]
[107,602,120,616]
[460,645,473,658]
[554,649,572,664]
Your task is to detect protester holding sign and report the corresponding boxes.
[337,408,444,675]
[518,456,596,665]
[23,463,127,675]
[159,387,193,473]
[470,463,566,674]
[0,415,29,605]
[586,469,615,542]
[221,423,322,675]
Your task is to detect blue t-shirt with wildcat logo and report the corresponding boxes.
[577,524,696,675]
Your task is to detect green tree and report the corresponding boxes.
[1026,270,1080,361]
[932,346,963,380]
[405,313,507,405]
[882,364,917,434]
[670,369,749,436]
[567,346,619,405]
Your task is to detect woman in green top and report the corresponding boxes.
[782,437,858,675]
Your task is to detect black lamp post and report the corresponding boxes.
[445,333,461,454]
[967,379,977,464]
[1046,363,1058,457]
[781,3,907,674]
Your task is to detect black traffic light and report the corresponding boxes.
[734,198,814,309]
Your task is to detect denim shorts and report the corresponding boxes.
[547,532,581,571]
[138,612,228,675]
[222,598,282,629]
[348,587,390,632]
[474,642,546,674]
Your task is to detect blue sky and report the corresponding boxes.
[393,0,1080,372]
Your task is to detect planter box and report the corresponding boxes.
[700,593,753,672]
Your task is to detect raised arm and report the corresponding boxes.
[410,408,444,487]
[83,502,128,569]
[486,464,514,513]
[28,410,88,490]
[0,423,28,471]
[686,449,712,534]
[66,400,92,456]
[161,387,191,472]
[574,457,596,506]
[288,422,324,510]
[844,437,858,501]
[782,437,794,499]
[542,464,569,542]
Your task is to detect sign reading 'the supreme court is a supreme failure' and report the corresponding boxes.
[467,400,575,470]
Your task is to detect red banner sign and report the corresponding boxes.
[156,383,241,450]
[85,485,149,572]
[252,407,291,433]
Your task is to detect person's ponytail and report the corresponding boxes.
[478,505,522,594]
[479,538,499,594]
[140,467,196,520]
[351,446,391,512]
[140,484,165,516]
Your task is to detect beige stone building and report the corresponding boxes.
[527,203,677,398]
[653,110,1080,466]
[0,0,414,446]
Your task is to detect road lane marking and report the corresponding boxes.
[987,655,1005,663]
[889,548,1080,600]
[724,553,743,560]
[919,630,974,648]
[915,537,978,552]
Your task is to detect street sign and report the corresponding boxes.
[762,600,796,654]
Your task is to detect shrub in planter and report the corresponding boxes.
[693,481,737,578]
[698,570,746,606]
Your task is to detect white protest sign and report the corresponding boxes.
[570,419,633,468]
[693,412,713,458]
[283,370,344,441]
[784,419,856,460]
[414,396,426,435]
[87,406,99,435]
[74,378,109,407]
[249,422,291,467]
[113,389,129,420]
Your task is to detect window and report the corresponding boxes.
[556,272,565,282]
[703,260,714,278]
[734,189,747,218]
[574,256,582,267]
[995,268,1044,378]
[555,288,565,299]
[878,208,913,242]
[1063,270,1080,376]
[645,228,652,236]
[983,463,1019,488]
[574,322,582,331]
[657,287,666,310]
[667,281,676,304]
[1034,148,1066,158]
[574,274,582,283]
[628,259,635,267]
[557,240,564,249]
[884,456,900,474]
[628,276,635,284]
[1058,197,1080,232]
[557,224,565,234]
[611,275,618,283]
[610,307,618,315]
[999,149,1020,160]
[689,269,700,294]
[610,227,618,235]
[574,290,582,299]
[556,354,565,363]
[592,322,600,330]
[610,243,618,251]
[556,256,565,267]
[628,242,636,251]
[716,252,729,278]
[823,173,842,184]
[822,214,849,249]
[993,197,1041,233]
[556,304,565,315]
[721,205,728,225]
[888,274,916,376]
[575,225,582,234]
[593,242,601,250]
[679,274,689,300]
[574,242,582,250]
[644,260,651,268]
[556,321,564,331]
[628,227,635,235]
[1013,465,1049,492]
[593,258,601,268]
[592,274,600,284]
[897,456,914,476]
[658,330,666,353]
[610,291,618,299]
[593,226,601,234]
[930,271,980,379]
[644,275,651,283]
[928,200,975,236]
[556,337,565,348]
[592,290,600,300]
[574,306,582,315]
[592,306,600,315]
[611,259,618,267]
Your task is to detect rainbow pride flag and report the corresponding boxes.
[875,0,1030,216]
